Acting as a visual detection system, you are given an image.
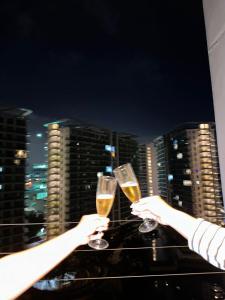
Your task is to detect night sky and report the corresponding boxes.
[0,0,214,140]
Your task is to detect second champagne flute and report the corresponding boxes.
[88,176,117,250]
[113,163,158,233]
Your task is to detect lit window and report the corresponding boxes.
[33,164,48,169]
[196,181,200,185]
[105,145,112,152]
[185,169,191,175]
[106,166,112,173]
[168,174,173,182]
[85,184,91,190]
[0,184,2,190]
[36,133,43,138]
[199,124,209,129]
[97,172,103,178]
[50,124,59,130]
[173,139,178,150]
[15,150,27,159]
[178,201,183,207]
[14,159,21,165]
[183,180,192,186]
[177,153,183,159]
[0,167,3,172]
[157,162,161,167]
[173,195,179,200]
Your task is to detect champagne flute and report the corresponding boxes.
[113,163,158,233]
[88,176,117,250]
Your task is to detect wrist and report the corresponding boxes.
[163,207,177,226]
[65,227,85,248]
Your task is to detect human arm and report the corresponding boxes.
[0,214,109,300]
[131,196,225,270]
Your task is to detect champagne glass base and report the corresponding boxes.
[88,238,109,250]
[138,219,158,233]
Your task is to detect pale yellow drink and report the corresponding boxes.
[120,182,141,203]
[96,194,114,217]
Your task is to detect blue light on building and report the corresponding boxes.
[106,166,113,173]
[168,174,174,182]
[33,164,48,169]
[105,145,112,152]
[36,192,48,200]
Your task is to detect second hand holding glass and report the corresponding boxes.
[88,176,117,250]
[113,163,158,233]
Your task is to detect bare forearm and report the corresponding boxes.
[165,208,197,240]
[0,227,82,300]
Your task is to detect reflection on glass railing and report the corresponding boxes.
[34,272,76,291]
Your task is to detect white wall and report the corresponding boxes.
[203,0,225,202]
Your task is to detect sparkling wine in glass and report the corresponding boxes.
[113,163,157,233]
[88,176,117,249]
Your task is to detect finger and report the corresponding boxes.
[132,206,151,213]
[86,215,110,224]
[131,202,148,210]
[98,216,110,223]
[131,211,139,216]
[96,226,108,232]
[93,218,109,229]
[139,212,156,220]
[130,202,139,209]
[89,232,104,240]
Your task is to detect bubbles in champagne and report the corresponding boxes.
[120,181,141,203]
[96,194,114,217]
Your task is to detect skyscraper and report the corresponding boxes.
[153,123,224,225]
[153,136,169,201]
[46,120,139,239]
[138,144,158,197]
[0,107,31,252]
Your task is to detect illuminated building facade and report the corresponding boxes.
[46,121,139,239]
[154,123,223,225]
[138,144,158,197]
[0,107,31,252]
[25,163,48,214]
[153,136,169,201]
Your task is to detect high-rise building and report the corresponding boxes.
[137,144,148,197]
[46,120,139,239]
[0,107,31,252]
[153,123,224,225]
[137,144,158,197]
[153,136,169,200]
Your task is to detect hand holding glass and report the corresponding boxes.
[113,163,158,233]
[88,176,117,250]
